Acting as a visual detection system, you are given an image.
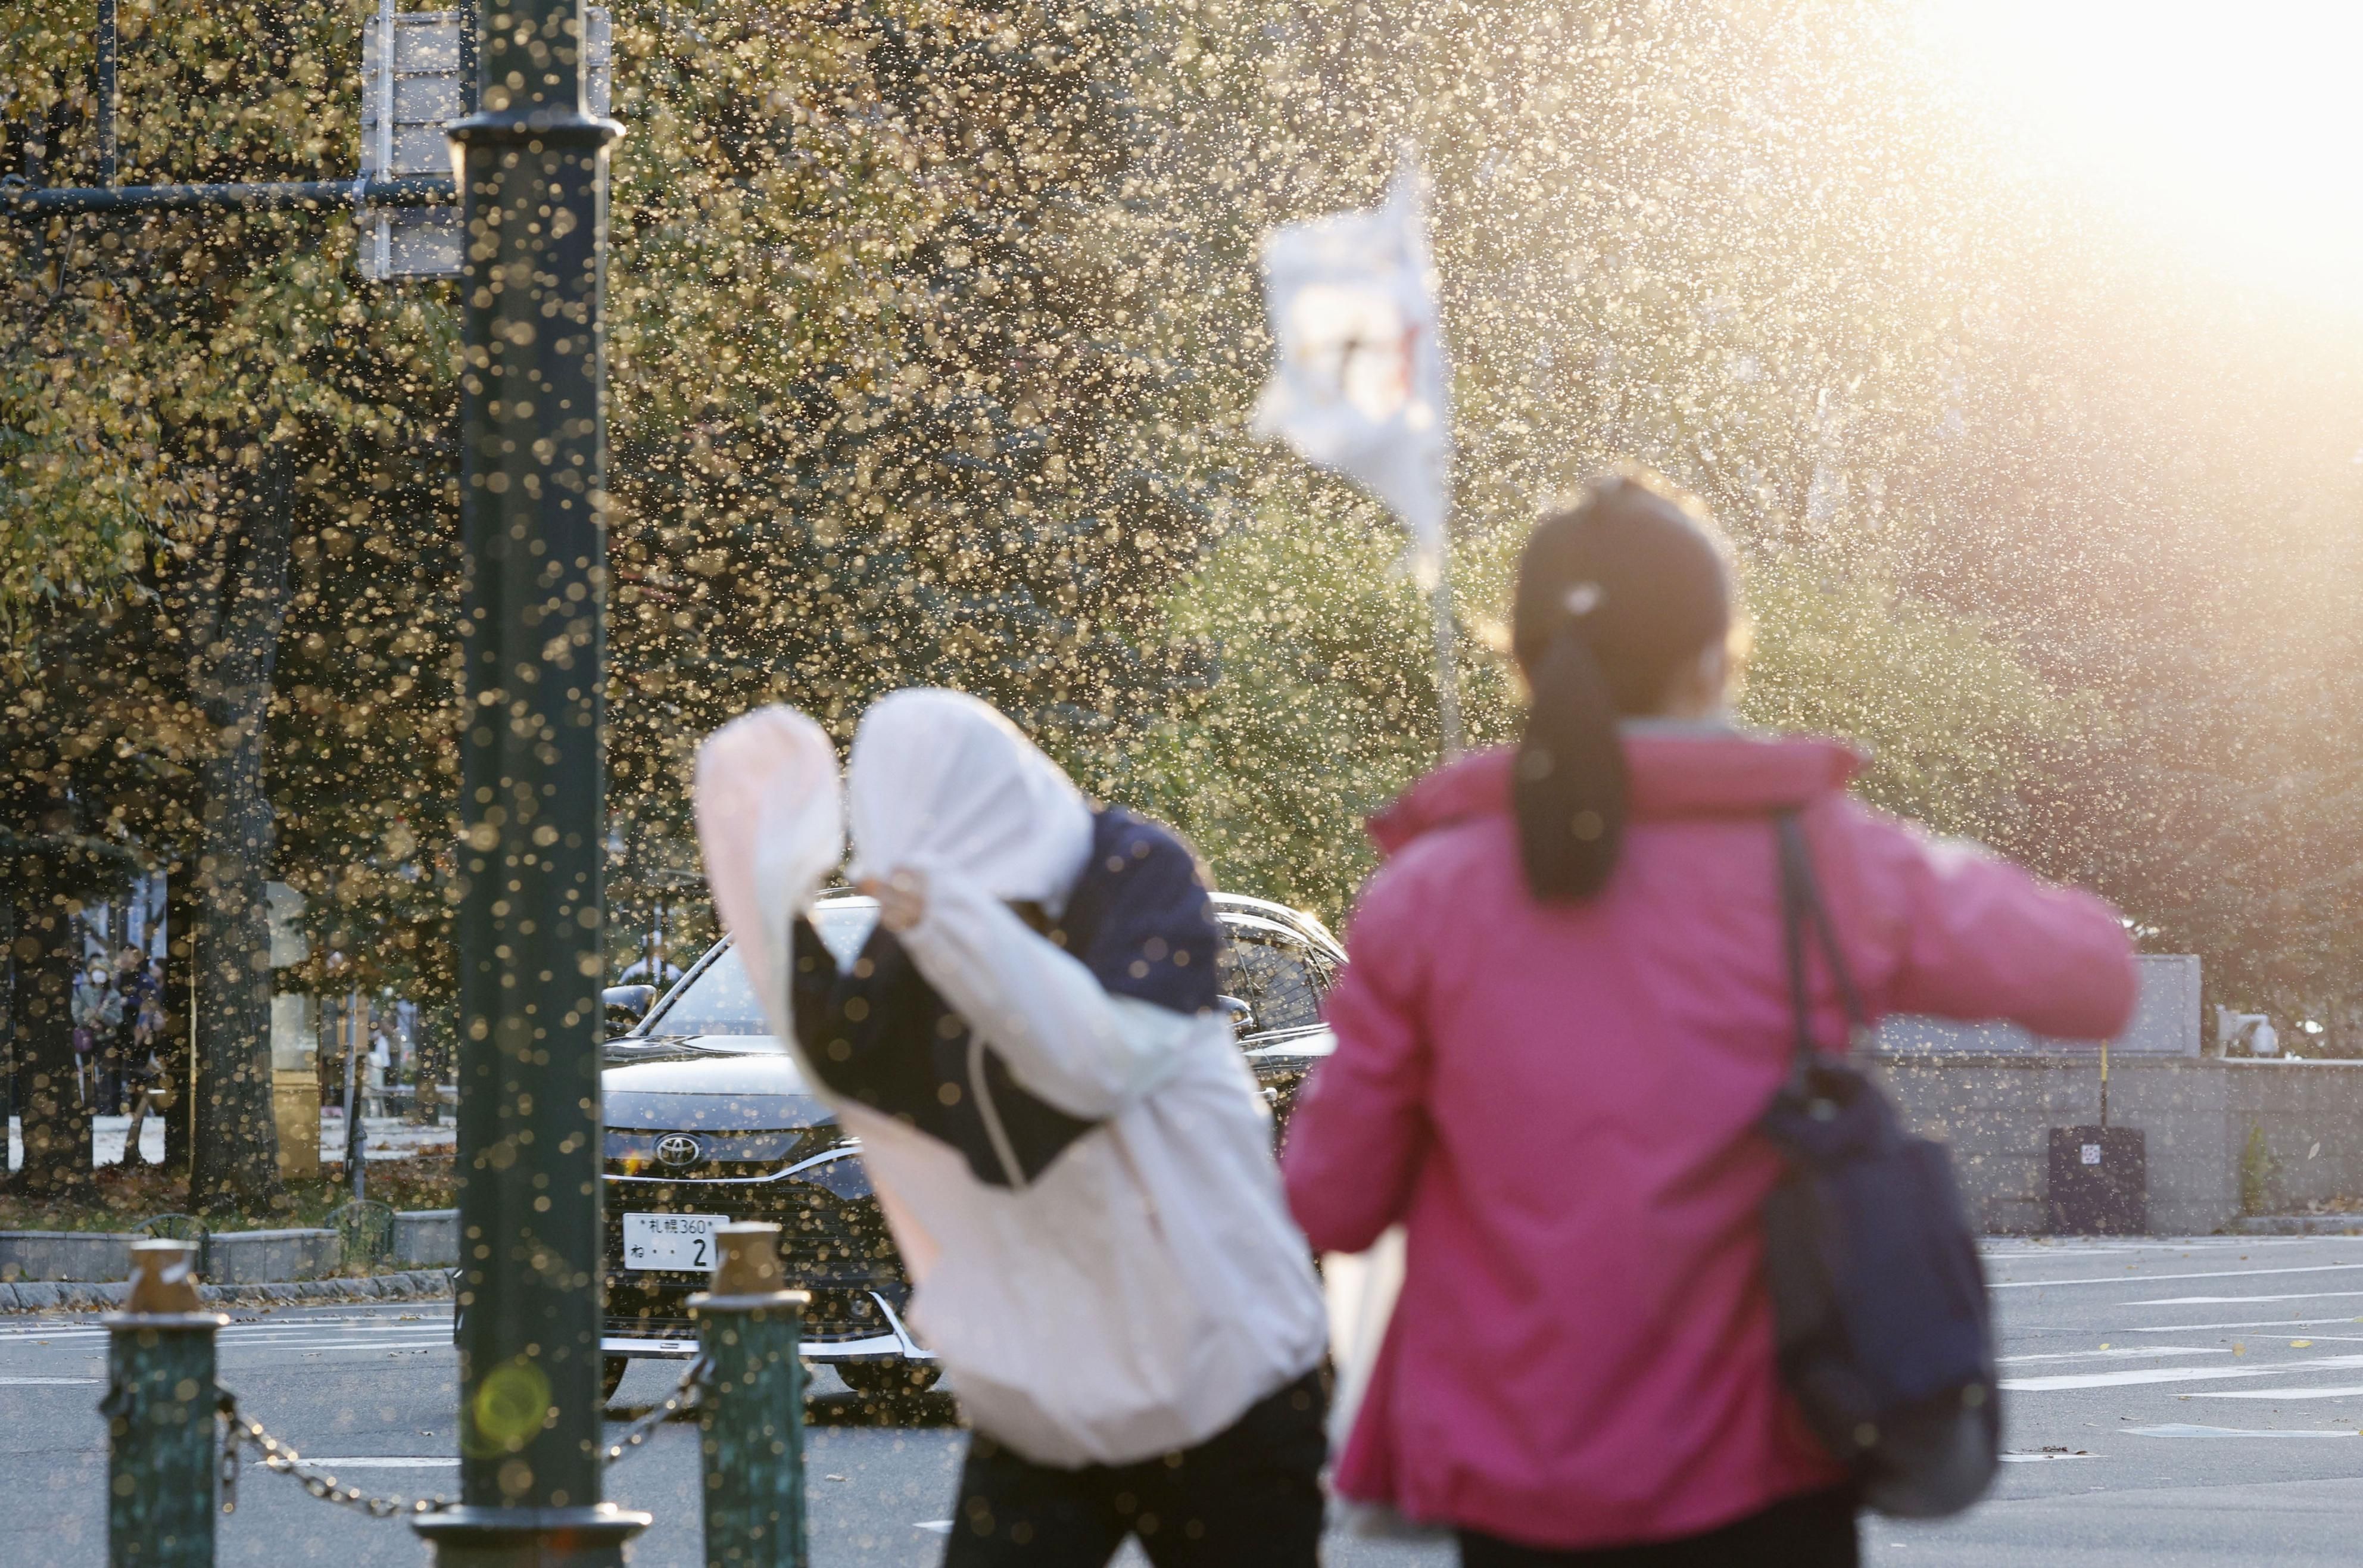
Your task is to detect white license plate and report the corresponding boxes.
[622,1212,728,1272]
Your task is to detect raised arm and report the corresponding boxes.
[1841,803,2139,1042]
[895,865,1200,1120]
[692,705,846,1042]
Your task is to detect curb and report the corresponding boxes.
[0,1268,453,1314]
[2225,1215,2363,1236]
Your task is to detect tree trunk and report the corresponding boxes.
[0,896,13,1140]
[158,861,198,1185]
[10,880,92,1200]
[186,447,294,1215]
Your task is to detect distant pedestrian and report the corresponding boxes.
[1283,471,2140,1566]
[696,693,1330,1568]
[365,1014,393,1119]
[71,961,123,1111]
[109,947,151,1118]
[120,961,168,1165]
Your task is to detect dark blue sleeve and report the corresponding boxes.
[1063,816,1223,1017]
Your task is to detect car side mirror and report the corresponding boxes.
[603,984,657,1030]
[1217,994,1257,1034]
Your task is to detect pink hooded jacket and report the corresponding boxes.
[1283,733,2137,1550]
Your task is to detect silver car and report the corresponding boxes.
[594,890,1343,1399]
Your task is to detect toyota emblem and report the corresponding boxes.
[654,1134,703,1168]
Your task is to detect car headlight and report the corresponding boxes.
[793,1148,873,1202]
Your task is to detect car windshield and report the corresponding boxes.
[639,899,877,1037]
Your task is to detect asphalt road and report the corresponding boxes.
[5,1235,2363,1565]
[1878,1233,2363,1566]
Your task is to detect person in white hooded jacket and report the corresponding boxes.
[694,690,1330,1568]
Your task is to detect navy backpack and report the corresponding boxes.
[1756,813,2001,1518]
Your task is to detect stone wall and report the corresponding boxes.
[1872,1053,2363,1235]
[207,1227,338,1284]
[2219,1060,2363,1212]
[392,1207,458,1267]
[1,1215,444,1282]
[0,1230,139,1283]
[1876,955,2203,1057]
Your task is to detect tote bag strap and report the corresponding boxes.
[1775,811,1869,1077]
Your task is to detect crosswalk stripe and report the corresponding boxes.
[2128,1291,2363,1307]
[2128,1424,2361,1438]
[221,1341,447,1351]
[1992,1262,2363,1291]
[1997,1346,2226,1365]
[225,1332,446,1341]
[2125,1316,2363,1332]
[2004,1352,2363,1392]
[0,1323,445,1345]
[301,1457,456,1468]
[0,1376,102,1385]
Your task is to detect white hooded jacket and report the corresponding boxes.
[694,694,1327,1467]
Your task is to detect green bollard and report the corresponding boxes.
[102,1239,229,1568]
[688,1223,810,1568]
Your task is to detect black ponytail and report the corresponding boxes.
[1514,621,1626,900]
[1510,473,1733,903]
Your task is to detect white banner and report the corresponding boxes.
[1252,158,1453,573]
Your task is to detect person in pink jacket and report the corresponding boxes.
[1282,472,2138,1566]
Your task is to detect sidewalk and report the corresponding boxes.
[7,1111,456,1171]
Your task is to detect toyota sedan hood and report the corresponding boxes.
[603,1049,835,1132]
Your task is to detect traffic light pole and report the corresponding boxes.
[412,0,641,1561]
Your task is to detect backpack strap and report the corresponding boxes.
[1775,811,1869,1078]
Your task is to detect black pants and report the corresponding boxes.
[943,1368,1327,1568]
[1460,1486,1858,1568]
[92,1040,124,1115]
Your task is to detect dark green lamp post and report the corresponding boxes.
[413,0,644,1561]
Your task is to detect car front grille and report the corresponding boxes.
[603,1155,903,1343]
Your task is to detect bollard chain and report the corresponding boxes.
[603,1352,712,1467]
[209,1357,709,1523]
[216,1389,453,1519]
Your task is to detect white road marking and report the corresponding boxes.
[220,1331,450,1344]
[2003,1352,2363,1392]
[225,1321,447,1332]
[1987,1236,2337,1254]
[1991,1263,2363,1292]
[914,1520,953,1535]
[227,1322,448,1332]
[0,1319,441,1344]
[2128,1424,2360,1438]
[2186,1386,2363,1401]
[300,1457,457,1468]
[220,1342,450,1355]
[1998,1346,2227,1365]
[0,1376,101,1385]
[2189,1335,2363,1346]
[2125,1317,2363,1333]
[1998,1451,2093,1462]
[224,1329,450,1338]
[2127,1291,2363,1307]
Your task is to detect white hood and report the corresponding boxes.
[847,688,1093,912]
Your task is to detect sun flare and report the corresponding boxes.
[1915,1,2363,314]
